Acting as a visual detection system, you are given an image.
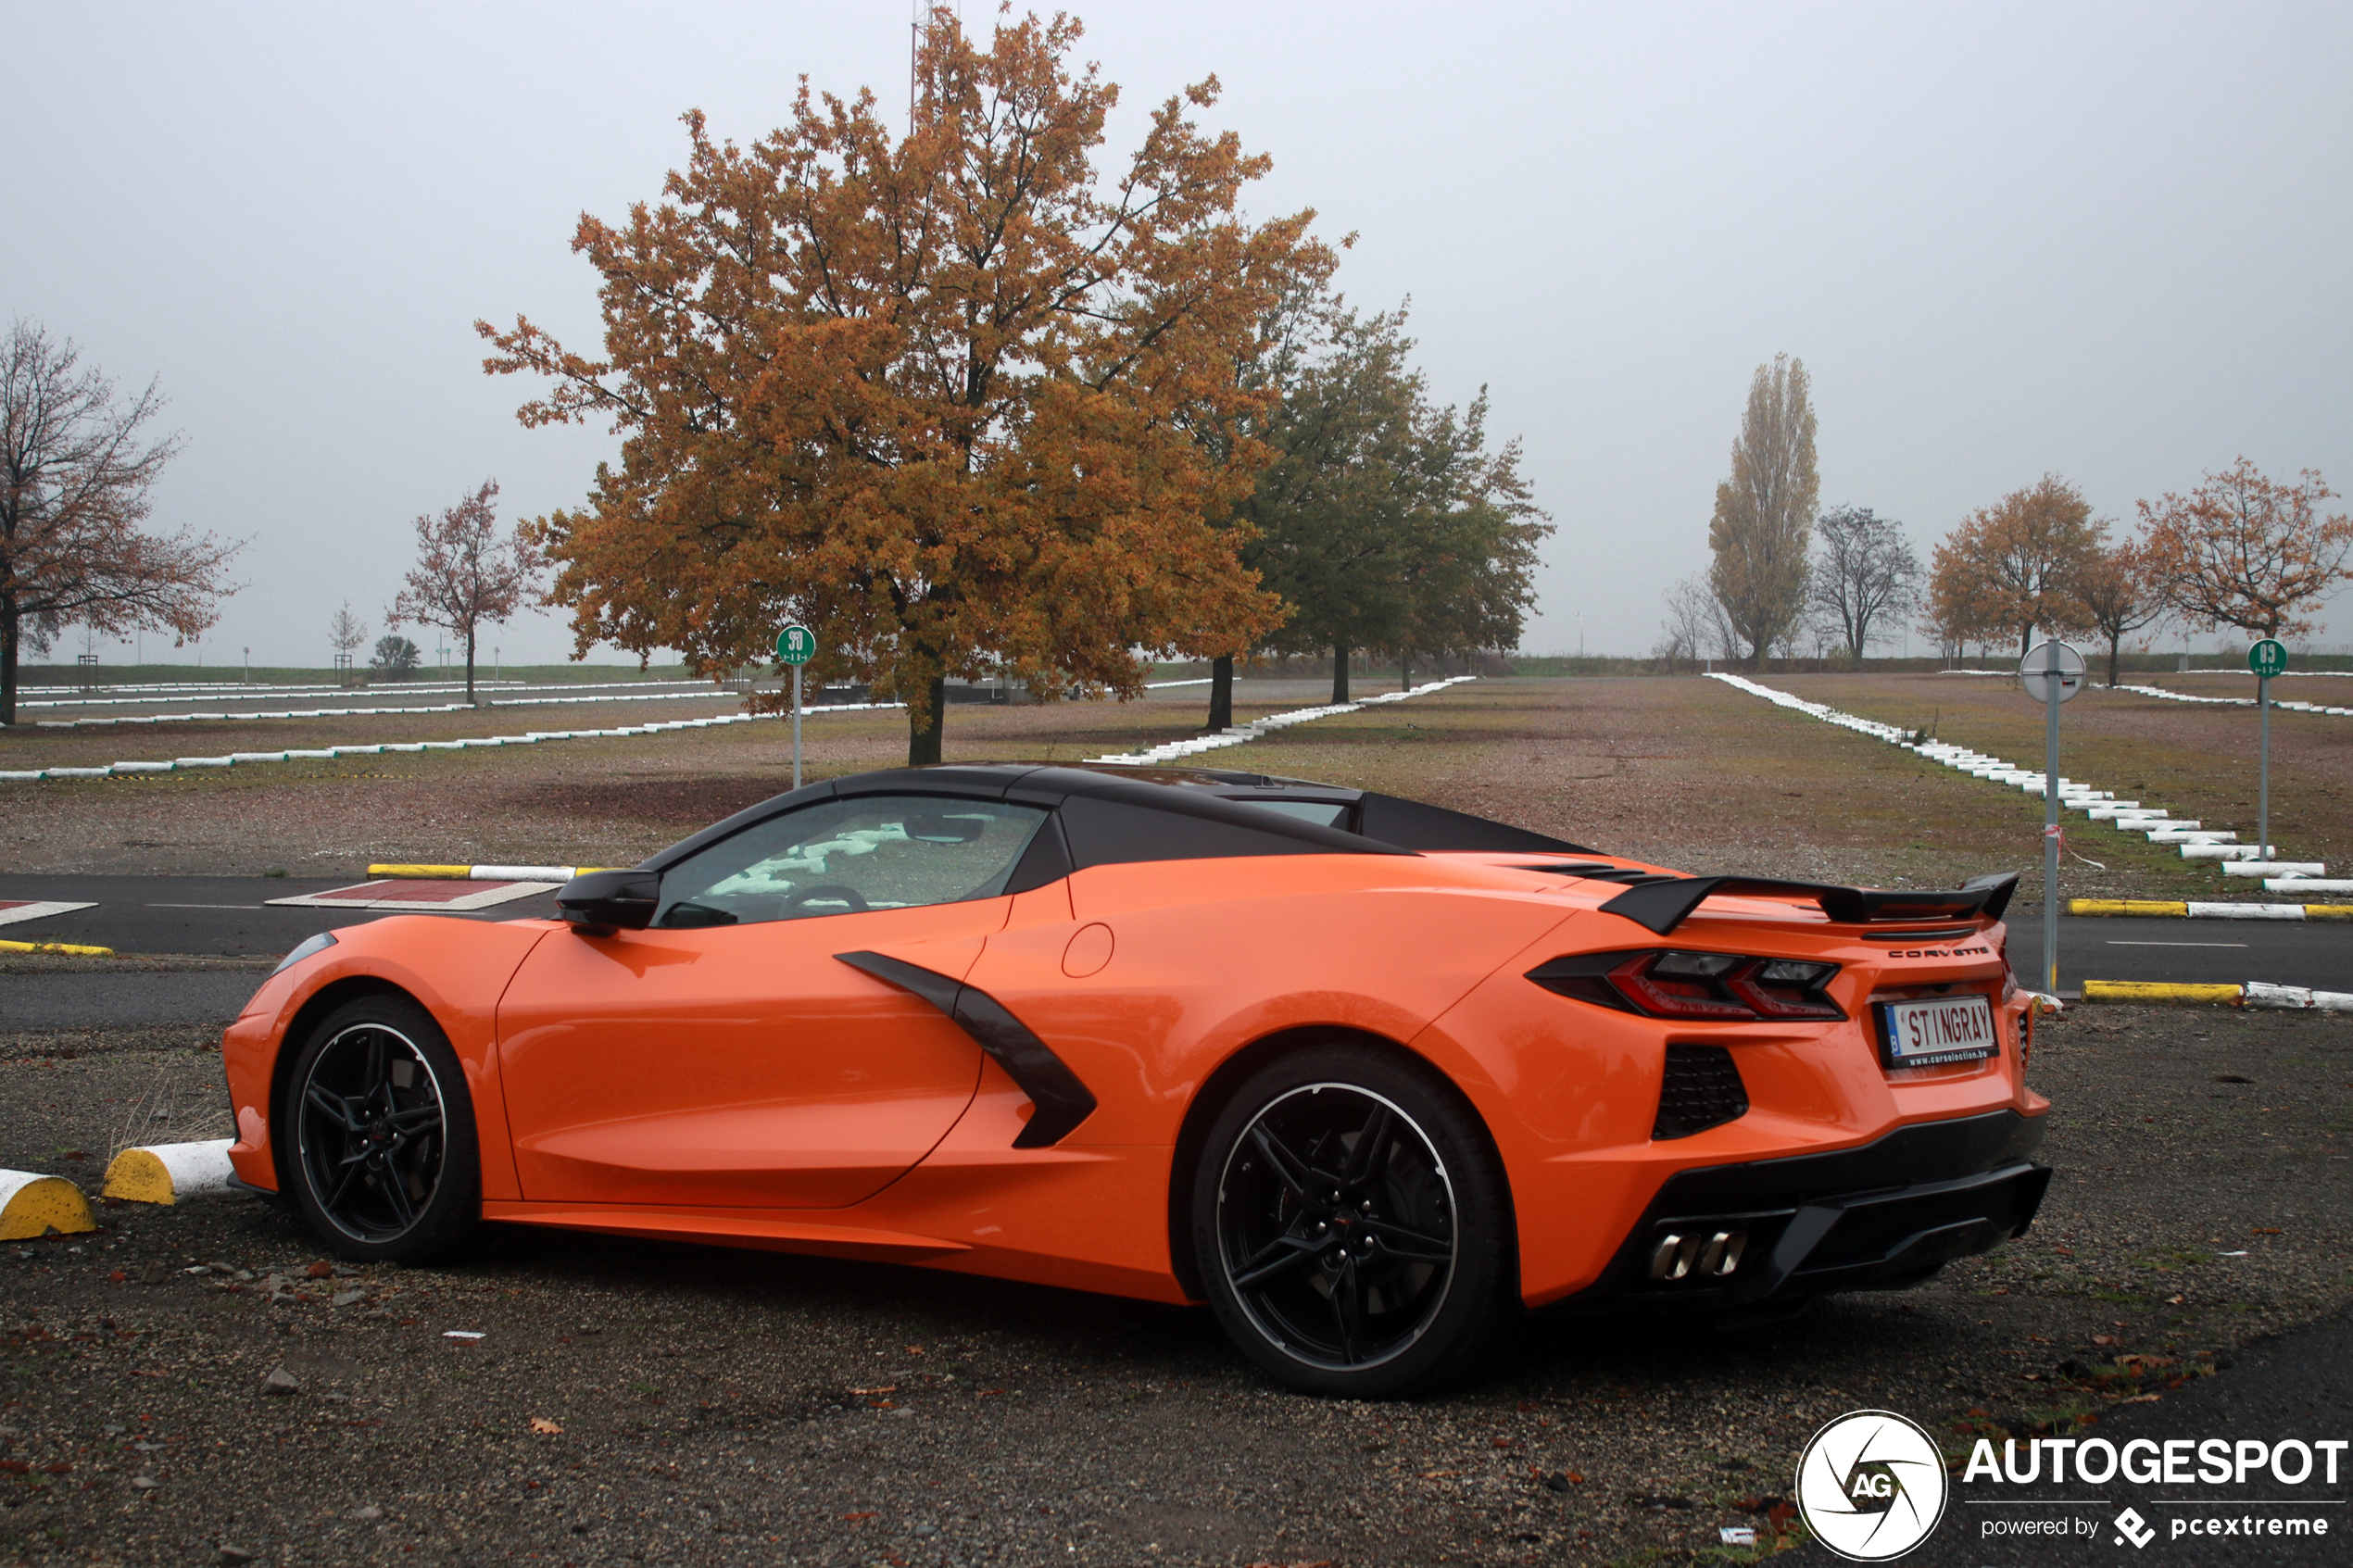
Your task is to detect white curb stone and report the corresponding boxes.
[2243,982,2353,1011]
[0,1170,98,1238]
[2183,902,2309,920]
[101,1139,238,1205]
[1085,677,1478,766]
[2224,861,2326,877]
[1705,672,2314,885]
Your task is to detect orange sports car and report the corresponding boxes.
[222,763,2048,1396]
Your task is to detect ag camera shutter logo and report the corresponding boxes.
[1796,1410,1950,1561]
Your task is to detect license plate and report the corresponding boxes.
[1880,994,1998,1068]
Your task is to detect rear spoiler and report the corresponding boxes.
[1599,872,2019,936]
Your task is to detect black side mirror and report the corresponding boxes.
[556,870,661,934]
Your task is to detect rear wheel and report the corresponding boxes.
[1191,1046,1514,1397]
[282,994,479,1263]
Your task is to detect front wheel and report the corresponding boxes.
[1190,1046,1515,1397]
[282,994,480,1263]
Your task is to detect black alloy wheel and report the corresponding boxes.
[1193,1047,1514,1398]
[283,995,479,1262]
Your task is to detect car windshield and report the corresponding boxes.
[654,796,1050,927]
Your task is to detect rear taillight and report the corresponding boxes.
[1529,950,1843,1022]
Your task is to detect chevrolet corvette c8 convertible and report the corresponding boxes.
[223,763,2049,1396]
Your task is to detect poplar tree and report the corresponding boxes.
[1706,355,1818,669]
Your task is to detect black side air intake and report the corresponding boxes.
[1652,1045,1749,1140]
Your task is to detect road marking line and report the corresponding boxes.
[265,879,560,911]
[0,900,97,928]
[2105,940,2249,947]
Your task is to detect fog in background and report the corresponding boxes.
[6,1,2348,670]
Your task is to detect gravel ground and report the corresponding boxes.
[8,675,2343,903]
[3,1005,2347,1567]
[1772,672,2353,891]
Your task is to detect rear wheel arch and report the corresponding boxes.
[1164,1025,1517,1306]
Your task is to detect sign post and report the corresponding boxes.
[775,624,817,789]
[2019,639,2085,996]
[2249,638,2288,863]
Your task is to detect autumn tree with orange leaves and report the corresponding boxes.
[2137,458,2353,644]
[1924,476,2102,657]
[479,10,1327,763]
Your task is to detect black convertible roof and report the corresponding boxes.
[644,761,1592,882]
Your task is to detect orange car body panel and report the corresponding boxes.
[227,841,2044,1311]
[496,900,1003,1209]
[221,917,554,1202]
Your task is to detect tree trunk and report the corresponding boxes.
[907,672,948,765]
[1206,655,1233,732]
[1330,644,1350,705]
[464,624,478,705]
[0,599,16,727]
[2107,635,2121,687]
[1400,648,1413,693]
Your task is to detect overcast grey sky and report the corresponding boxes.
[8,1,2349,668]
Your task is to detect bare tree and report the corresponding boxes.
[386,481,544,704]
[1658,573,1734,670]
[2071,538,2165,685]
[328,600,369,682]
[1808,506,1921,659]
[0,320,243,723]
[1706,355,1819,669]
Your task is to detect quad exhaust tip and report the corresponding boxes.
[1648,1229,1748,1281]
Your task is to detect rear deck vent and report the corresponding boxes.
[1653,1044,1749,1140]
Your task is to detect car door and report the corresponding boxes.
[497,793,1051,1209]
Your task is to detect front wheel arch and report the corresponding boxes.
[276,989,482,1262]
[1165,1026,1517,1307]
[267,976,411,1197]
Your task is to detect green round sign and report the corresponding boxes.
[775,624,817,667]
[2248,638,2288,678]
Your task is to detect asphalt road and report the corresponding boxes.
[0,874,563,960]
[1897,1305,2353,1567]
[3,875,2345,992]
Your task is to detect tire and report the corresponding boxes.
[281,993,481,1264]
[1190,1045,1516,1398]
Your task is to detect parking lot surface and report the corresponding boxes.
[3,875,2347,990]
[3,1001,2348,1566]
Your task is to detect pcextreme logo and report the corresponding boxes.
[1795,1410,1951,1561]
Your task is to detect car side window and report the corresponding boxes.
[653,796,1050,928]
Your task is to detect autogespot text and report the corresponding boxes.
[1963,1435,2345,1549]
